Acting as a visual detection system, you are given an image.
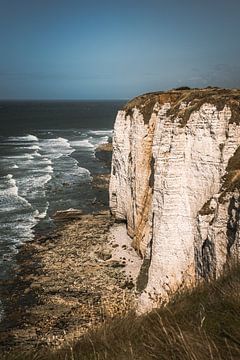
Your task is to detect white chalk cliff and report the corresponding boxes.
[109,88,240,312]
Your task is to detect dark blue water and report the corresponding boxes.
[0,100,125,136]
[0,101,125,287]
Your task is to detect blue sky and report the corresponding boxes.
[0,0,240,99]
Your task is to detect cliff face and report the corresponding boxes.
[109,88,240,312]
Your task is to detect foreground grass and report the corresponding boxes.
[2,266,240,359]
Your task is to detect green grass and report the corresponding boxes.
[2,265,240,359]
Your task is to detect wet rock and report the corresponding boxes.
[52,208,83,221]
[95,143,112,165]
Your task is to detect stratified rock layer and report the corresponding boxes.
[109,88,240,312]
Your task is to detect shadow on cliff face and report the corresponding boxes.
[2,265,240,360]
[227,194,240,256]
[201,237,216,280]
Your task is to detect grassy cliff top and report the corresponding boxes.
[123,87,240,125]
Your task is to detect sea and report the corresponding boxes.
[0,100,125,288]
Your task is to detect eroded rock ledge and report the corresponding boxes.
[109,87,240,312]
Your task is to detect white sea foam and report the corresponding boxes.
[7,217,37,241]
[5,174,13,180]
[17,174,52,195]
[18,144,41,151]
[70,139,94,148]
[0,194,28,209]
[76,166,91,177]
[34,203,49,219]
[88,130,112,136]
[97,135,109,144]
[70,165,92,182]
[0,175,32,213]
[47,137,71,148]
[1,174,18,196]
[50,153,91,185]
[4,154,35,160]
[8,134,38,142]
[77,135,110,150]
[40,137,74,159]
[42,165,53,173]
[32,151,42,158]
[25,164,53,174]
[42,158,52,164]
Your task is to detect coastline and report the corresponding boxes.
[0,146,141,353]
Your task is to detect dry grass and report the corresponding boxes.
[123,87,240,126]
[2,265,240,359]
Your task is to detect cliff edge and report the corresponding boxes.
[109,87,240,312]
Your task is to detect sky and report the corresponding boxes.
[0,0,240,99]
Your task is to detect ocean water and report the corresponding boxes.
[0,100,125,282]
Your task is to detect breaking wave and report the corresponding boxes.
[70,139,95,148]
[8,134,39,142]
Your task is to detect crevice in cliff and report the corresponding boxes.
[149,156,155,189]
[201,237,216,280]
[226,194,240,256]
[136,213,154,292]
[128,151,134,211]
[136,257,151,292]
[198,199,215,216]
[195,214,216,281]
[195,226,217,280]
[127,146,136,237]
[131,119,156,255]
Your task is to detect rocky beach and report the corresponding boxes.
[0,145,141,353]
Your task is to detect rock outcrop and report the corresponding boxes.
[109,87,240,312]
[95,143,113,165]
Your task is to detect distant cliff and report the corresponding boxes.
[109,87,240,312]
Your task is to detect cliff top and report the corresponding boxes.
[123,87,240,125]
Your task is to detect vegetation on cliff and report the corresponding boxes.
[2,264,240,359]
[124,87,240,126]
